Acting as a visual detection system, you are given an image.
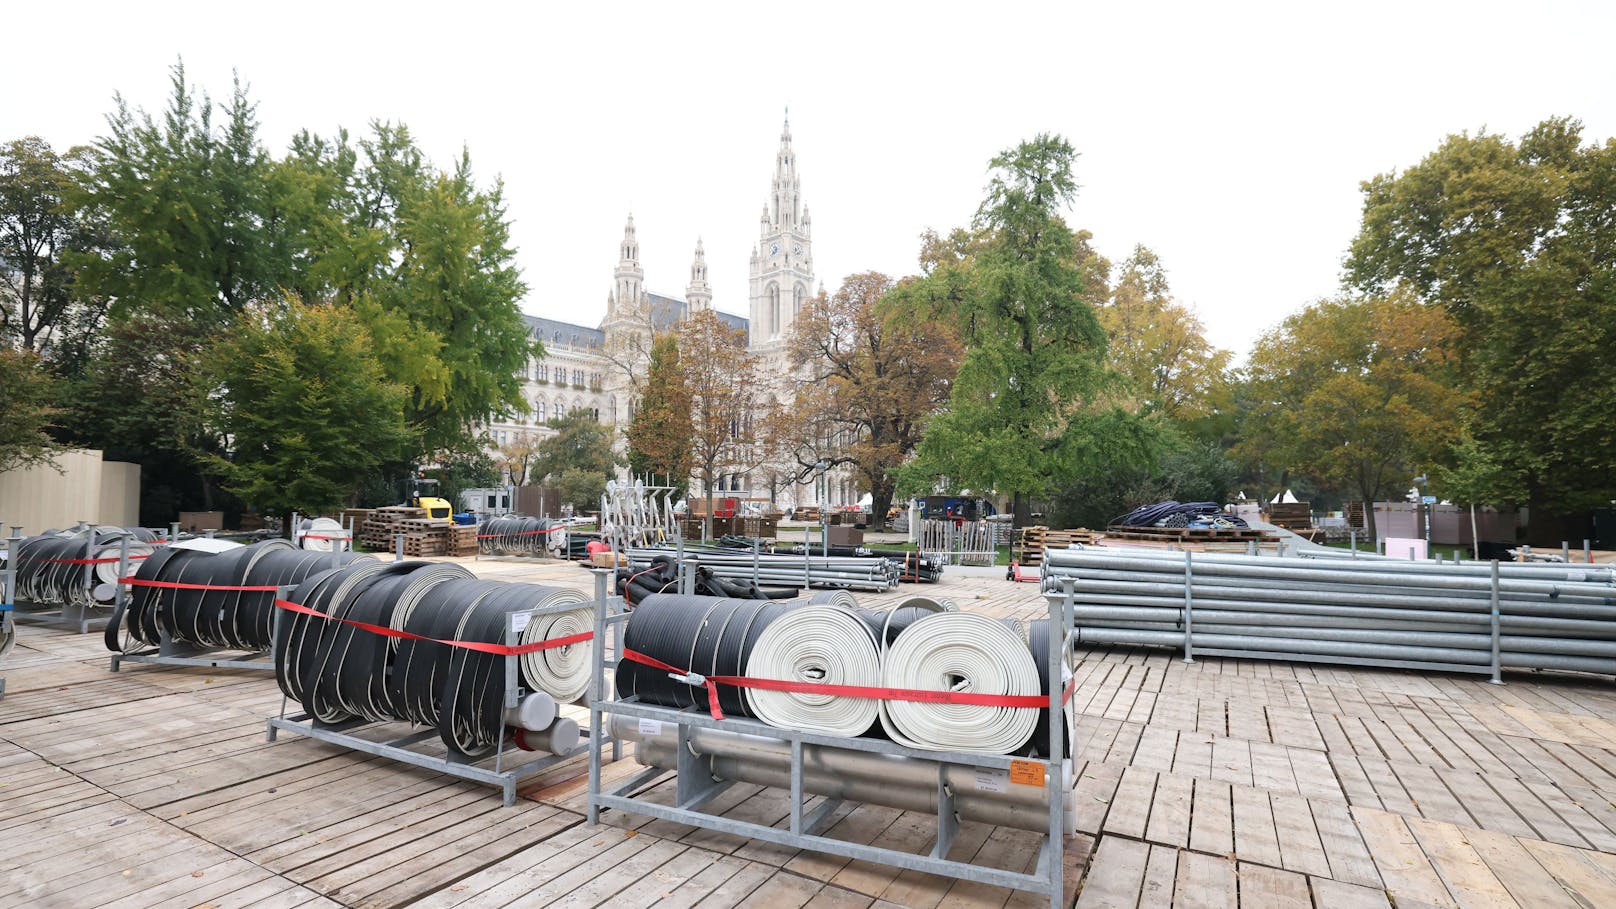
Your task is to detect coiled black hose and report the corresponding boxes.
[616,594,803,716]
[477,515,562,556]
[275,563,592,759]
[1110,501,1246,529]
[106,541,373,654]
[614,556,787,607]
[617,593,1064,754]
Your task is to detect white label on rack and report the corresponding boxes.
[974,769,1009,793]
[638,718,663,736]
[509,612,532,634]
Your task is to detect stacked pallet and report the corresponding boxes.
[1345,502,1367,530]
[1266,502,1313,530]
[448,524,478,556]
[1013,526,1101,566]
[359,507,456,556]
[340,509,375,531]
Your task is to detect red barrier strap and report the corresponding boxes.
[622,648,1077,721]
[299,534,350,541]
[475,526,564,539]
[119,576,280,591]
[50,555,152,565]
[272,598,592,656]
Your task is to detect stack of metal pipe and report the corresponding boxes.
[624,545,900,592]
[1042,548,1616,677]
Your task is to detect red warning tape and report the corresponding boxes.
[621,648,1077,721]
[272,598,592,656]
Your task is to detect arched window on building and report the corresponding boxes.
[555,400,566,419]
[793,282,806,322]
[768,283,780,336]
[608,396,617,424]
[536,402,546,422]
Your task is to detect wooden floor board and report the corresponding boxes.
[9,565,1616,909]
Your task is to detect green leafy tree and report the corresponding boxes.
[903,134,1129,524]
[556,467,606,513]
[625,332,692,496]
[1345,117,1616,535]
[1236,292,1469,536]
[0,137,106,353]
[533,409,617,486]
[73,63,282,327]
[428,447,500,512]
[0,347,58,471]
[1050,432,1236,529]
[198,299,411,517]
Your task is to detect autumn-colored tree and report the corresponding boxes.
[1098,245,1232,423]
[1236,292,1469,536]
[678,309,765,538]
[1346,117,1616,532]
[781,272,960,527]
[625,332,693,497]
[495,430,543,486]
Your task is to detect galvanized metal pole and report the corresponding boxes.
[1182,550,1195,664]
[1489,559,1503,685]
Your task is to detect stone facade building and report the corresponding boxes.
[485,119,858,510]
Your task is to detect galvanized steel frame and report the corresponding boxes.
[587,569,1071,908]
[266,584,621,806]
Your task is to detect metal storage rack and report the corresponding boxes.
[0,536,15,701]
[108,540,343,674]
[8,526,112,634]
[587,573,1073,909]
[267,574,623,806]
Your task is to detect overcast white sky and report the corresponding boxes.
[9,1,1615,357]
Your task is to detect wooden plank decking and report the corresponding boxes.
[3,557,1616,907]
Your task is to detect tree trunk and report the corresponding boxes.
[701,469,713,542]
[869,479,896,533]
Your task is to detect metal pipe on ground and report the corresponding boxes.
[617,718,1074,835]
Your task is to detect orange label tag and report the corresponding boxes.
[1009,760,1045,786]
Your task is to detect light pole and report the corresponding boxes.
[1413,472,1430,554]
[816,460,830,557]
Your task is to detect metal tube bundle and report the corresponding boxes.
[614,716,1076,835]
[275,562,592,758]
[1042,547,1616,676]
[624,545,900,592]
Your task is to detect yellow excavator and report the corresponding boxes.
[405,477,453,520]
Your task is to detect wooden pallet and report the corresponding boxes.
[1014,526,1101,565]
[1266,502,1313,531]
